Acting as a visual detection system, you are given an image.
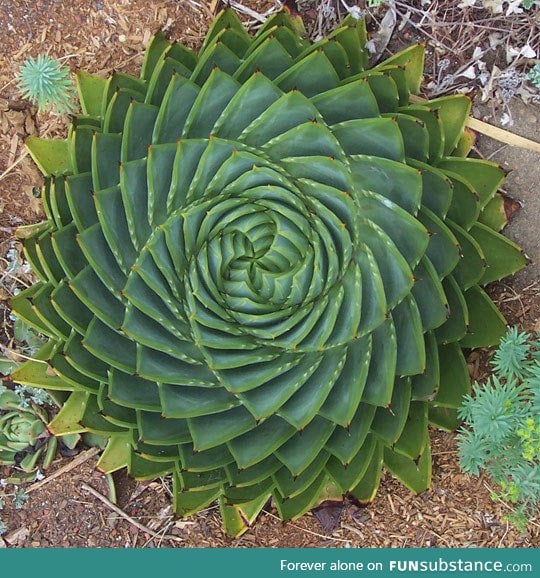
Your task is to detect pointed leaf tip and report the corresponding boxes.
[26,136,72,176]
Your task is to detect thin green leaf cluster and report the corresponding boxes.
[0,478,32,537]
[17,55,76,114]
[1,313,45,382]
[457,328,540,532]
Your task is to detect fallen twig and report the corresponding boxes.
[25,447,100,494]
[466,117,540,154]
[81,482,184,543]
[340,521,364,540]
[262,509,351,543]
[0,151,29,183]
[409,95,540,153]
[115,51,145,70]
[0,125,55,183]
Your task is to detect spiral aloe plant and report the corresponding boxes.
[10,9,526,536]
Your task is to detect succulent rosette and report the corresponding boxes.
[0,391,46,466]
[10,10,525,535]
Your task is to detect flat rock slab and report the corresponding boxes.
[476,100,539,288]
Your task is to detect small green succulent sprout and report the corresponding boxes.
[0,390,47,469]
[17,54,77,114]
[0,387,82,473]
[527,63,540,90]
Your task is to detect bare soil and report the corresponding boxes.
[2,421,539,548]
[0,1,539,548]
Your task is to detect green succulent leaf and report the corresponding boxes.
[460,286,507,348]
[76,70,107,117]
[429,406,461,431]
[470,222,527,284]
[478,193,508,232]
[383,441,431,494]
[25,137,72,177]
